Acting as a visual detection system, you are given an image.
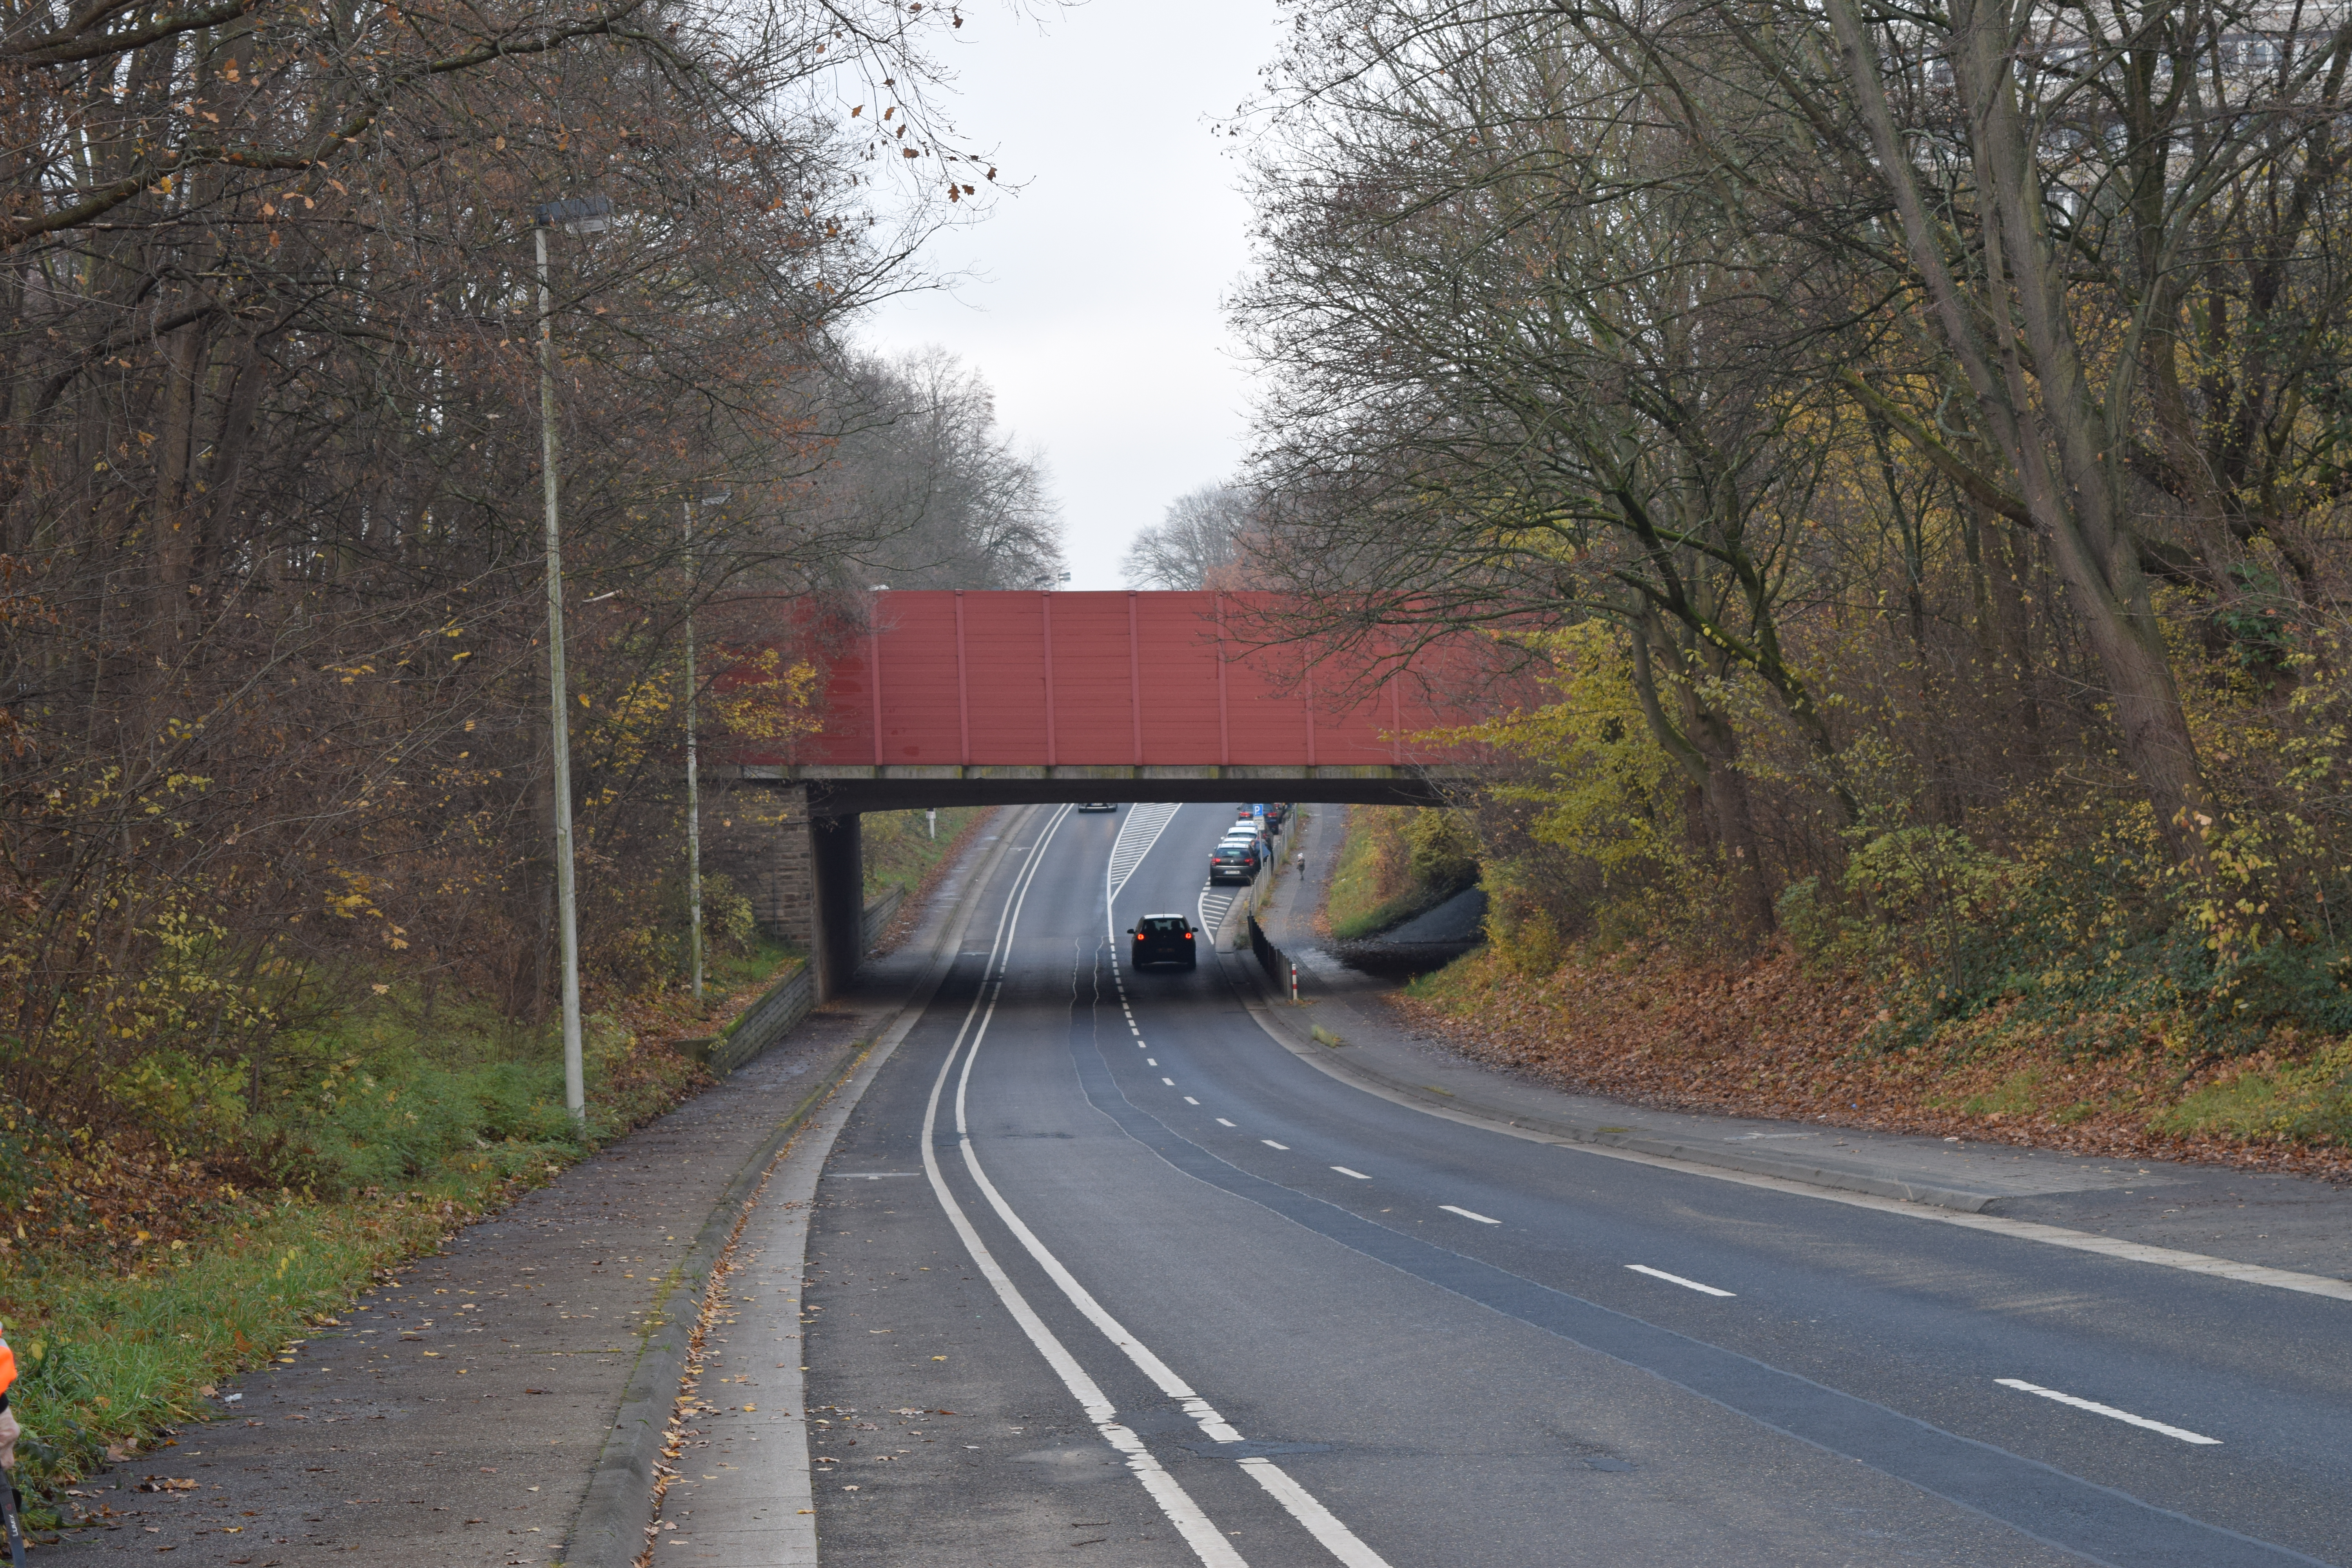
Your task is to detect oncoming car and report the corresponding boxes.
[1078,802,1119,813]
[1128,914,1198,968]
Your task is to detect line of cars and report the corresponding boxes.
[1114,802,1295,969]
[1209,802,1290,884]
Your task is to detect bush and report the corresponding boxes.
[1406,810,1479,897]
[100,1051,249,1155]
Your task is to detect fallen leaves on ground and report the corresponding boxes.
[1393,946,2352,1181]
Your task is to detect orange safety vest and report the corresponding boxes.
[0,1326,15,1401]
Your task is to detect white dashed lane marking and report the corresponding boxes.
[1332,1167,1370,1180]
[1626,1264,1735,1298]
[1215,1118,1236,1128]
[1995,1380,2221,1445]
[1441,1205,1499,1225]
[1262,1141,1289,1151]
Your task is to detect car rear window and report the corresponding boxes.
[1139,917,1188,934]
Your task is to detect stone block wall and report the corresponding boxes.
[702,782,814,951]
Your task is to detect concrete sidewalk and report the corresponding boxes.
[36,821,1011,1568]
[1247,806,2352,1287]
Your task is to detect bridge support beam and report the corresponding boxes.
[809,811,863,1002]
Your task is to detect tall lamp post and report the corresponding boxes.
[531,192,609,1126]
[682,488,727,1008]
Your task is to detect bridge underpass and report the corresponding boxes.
[700,589,1502,998]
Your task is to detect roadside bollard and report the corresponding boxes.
[1290,962,1299,1002]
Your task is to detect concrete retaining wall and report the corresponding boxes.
[687,887,906,1077]
[862,883,906,953]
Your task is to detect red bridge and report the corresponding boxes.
[704,591,1505,994]
[720,590,1495,811]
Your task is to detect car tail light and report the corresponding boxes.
[1184,932,1194,940]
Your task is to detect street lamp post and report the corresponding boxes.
[531,192,609,1126]
[682,488,727,1009]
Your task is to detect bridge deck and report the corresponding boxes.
[721,590,1497,811]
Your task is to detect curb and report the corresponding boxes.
[562,805,1039,1568]
[1218,951,2005,1214]
[563,1036,869,1567]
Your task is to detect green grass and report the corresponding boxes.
[1957,1067,2046,1119]
[1325,807,1413,938]
[704,935,799,1000]
[5,1167,529,1516]
[2154,1043,2352,1143]
[1324,805,1479,940]
[863,806,992,900]
[1,1002,704,1521]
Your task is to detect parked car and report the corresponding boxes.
[1209,841,1261,884]
[1127,914,1198,969]
[1078,802,1119,813]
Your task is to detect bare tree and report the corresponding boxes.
[814,348,1065,591]
[1233,2,1864,932]
[0,0,992,1127]
[1122,483,1252,588]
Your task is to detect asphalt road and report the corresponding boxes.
[796,802,2351,1568]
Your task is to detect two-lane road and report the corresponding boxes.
[794,802,2348,1566]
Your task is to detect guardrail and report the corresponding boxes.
[1247,913,1300,1002]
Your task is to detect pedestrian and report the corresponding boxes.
[1,1318,24,1568]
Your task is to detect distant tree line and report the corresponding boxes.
[1232,0,2352,1054]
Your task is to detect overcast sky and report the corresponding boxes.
[853,1,1281,590]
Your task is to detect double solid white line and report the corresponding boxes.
[915,803,1392,1568]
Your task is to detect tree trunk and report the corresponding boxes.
[1822,0,2215,863]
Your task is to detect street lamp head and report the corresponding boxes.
[533,193,612,234]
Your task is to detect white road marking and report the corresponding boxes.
[1331,1167,1370,1180]
[1106,802,1184,904]
[1216,1119,1237,1128]
[1440,1205,1499,1225]
[1626,1264,1735,1298]
[1262,1140,1290,1151]
[1995,1380,2221,1445]
[1147,1058,1158,1066]
[898,803,1394,1568]
[918,808,1247,1568]
[1162,1077,1176,1086]
[1184,1097,1200,1105]
[1197,883,1240,936]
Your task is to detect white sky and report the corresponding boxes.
[853,0,1280,590]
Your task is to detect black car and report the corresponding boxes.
[1129,914,1198,968]
[1209,841,1260,884]
[1078,802,1119,813]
